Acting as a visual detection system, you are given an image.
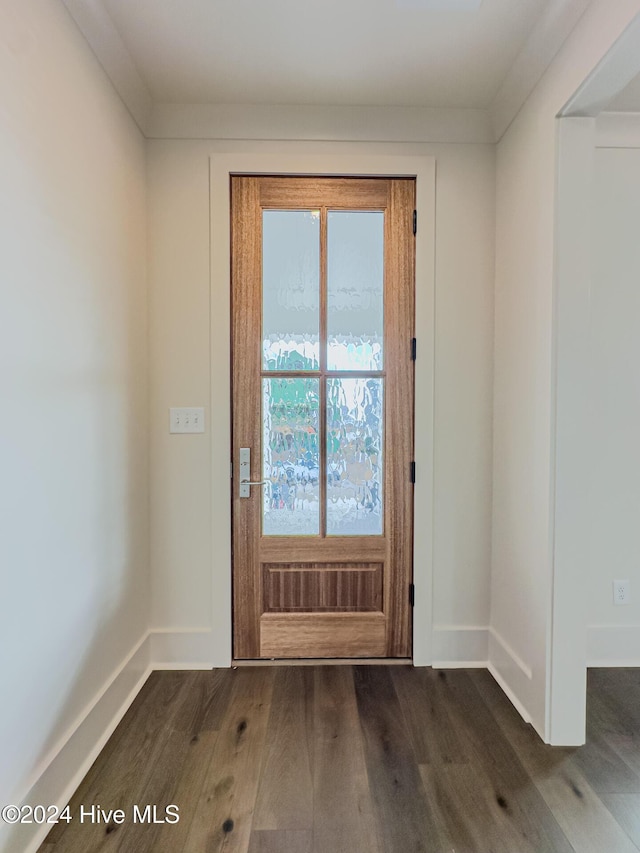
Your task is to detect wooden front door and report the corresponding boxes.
[231,175,415,659]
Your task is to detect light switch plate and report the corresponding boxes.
[169,407,205,434]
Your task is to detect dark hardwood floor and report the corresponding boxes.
[39,666,640,852]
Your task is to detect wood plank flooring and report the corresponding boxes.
[39,667,640,853]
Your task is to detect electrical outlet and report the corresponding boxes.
[613,580,631,606]
[169,407,205,434]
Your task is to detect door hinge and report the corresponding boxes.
[410,461,416,483]
[409,583,415,607]
[411,337,417,361]
[412,209,417,235]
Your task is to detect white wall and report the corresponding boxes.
[491,1,640,742]
[0,1,148,848]
[147,137,495,664]
[588,141,640,664]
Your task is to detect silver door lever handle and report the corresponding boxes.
[239,448,266,497]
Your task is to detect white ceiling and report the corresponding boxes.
[99,0,552,109]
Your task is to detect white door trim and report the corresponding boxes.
[209,150,436,666]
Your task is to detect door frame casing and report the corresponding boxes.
[210,151,436,666]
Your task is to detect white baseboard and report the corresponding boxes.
[487,662,532,724]
[587,624,640,666]
[7,634,152,853]
[12,628,225,853]
[149,628,226,668]
[487,627,532,725]
[430,625,489,667]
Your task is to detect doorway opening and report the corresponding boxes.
[231,175,416,660]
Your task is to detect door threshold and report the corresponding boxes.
[232,657,413,667]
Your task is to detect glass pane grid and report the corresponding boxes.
[261,206,385,538]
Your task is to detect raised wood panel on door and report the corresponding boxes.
[264,563,383,612]
[231,175,415,659]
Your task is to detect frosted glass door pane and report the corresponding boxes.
[263,378,320,536]
[263,210,320,370]
[327,378,383,535]
[327,211,384,371]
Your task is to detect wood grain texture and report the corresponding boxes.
[258,177,390,209]
[150,731,219,853]
[259,538,386,562]
[353,666,443,852]
[41,671,191,853]
[312,667,381,853]
[383,178,415,657]
[248,831,312,853]
[260,613,386,658]
[469,668,639,853]
[232,175,415,660]
[533,768,638,853]
[391,665,470,765]
[264,563,383,612]
[137,671,234,852]
[183,667,275,853]
[231,176,263,660]
[584,668,640,785]
[42,666,640,853]
[252,668,314,830]
[437,670,575,853]
[600,794,640,849]
[40,674,171,845]
[417,764,489,852]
